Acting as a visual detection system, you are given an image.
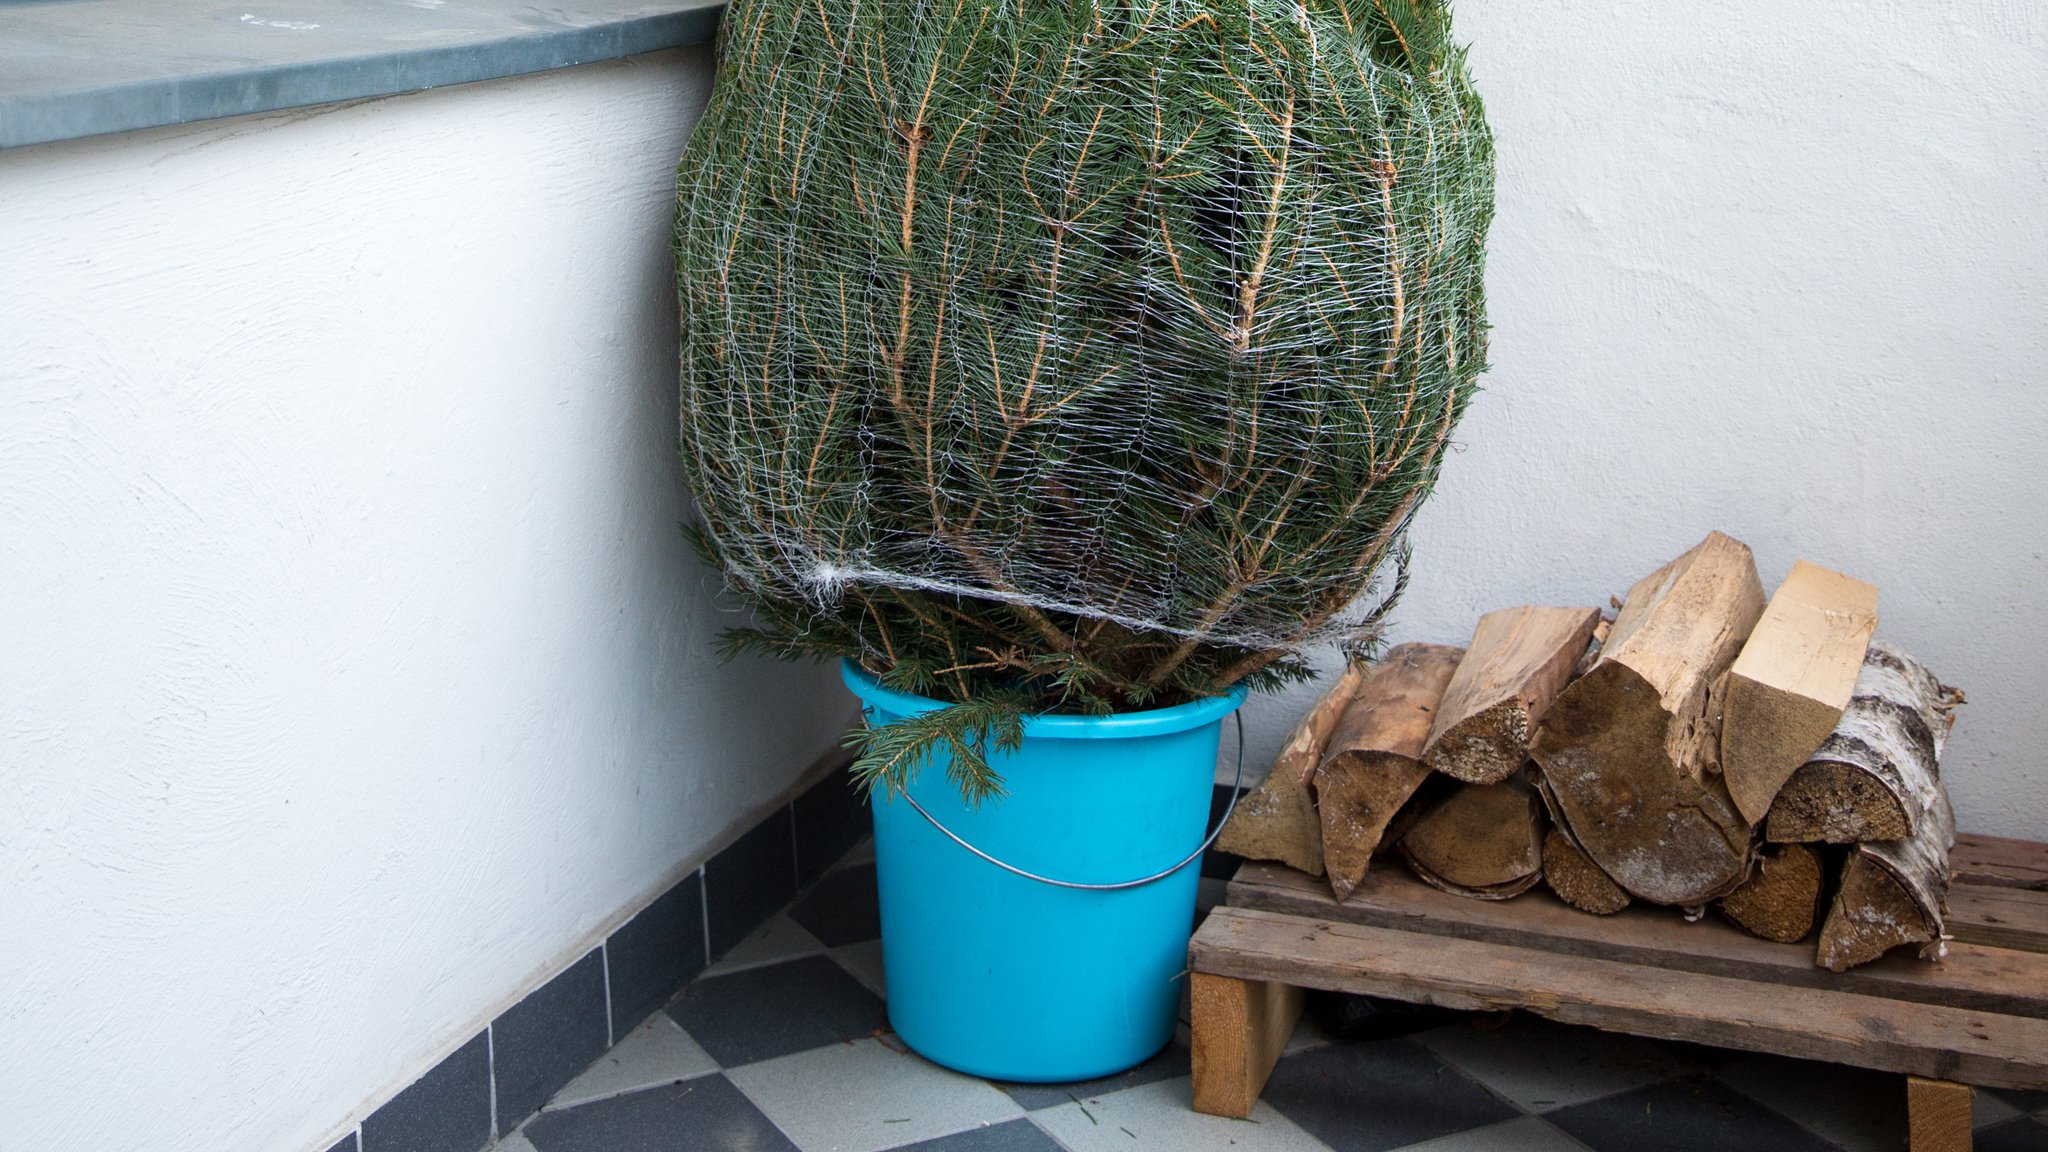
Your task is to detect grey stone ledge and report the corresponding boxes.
[0,0,726,151]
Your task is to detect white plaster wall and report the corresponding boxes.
[1240,2,2048,837]
[0,48,854,1152]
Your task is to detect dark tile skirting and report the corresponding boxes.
[316,763,871,1152]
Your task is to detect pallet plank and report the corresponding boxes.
[1226,862,2048,1018]
[1954,833,2048,892]
[1191,907,2048,1092]
[1948,884,2048,953]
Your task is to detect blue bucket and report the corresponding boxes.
[841,660,1247,1082]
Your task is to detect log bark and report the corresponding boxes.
[1721,560,1880,825]
[1529,531,1768,905]
[1766,643,1962,844]
[1816,784,1957,972]
[1720,842,1827,943]
[1313,643,1465,900]
[1542,825,1631,915]
[1423,606,1603,785]
[1216,664,1367,875]
[1398,771,1546,901]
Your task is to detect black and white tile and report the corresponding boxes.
[480,836,2024,1152]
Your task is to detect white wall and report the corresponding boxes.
[1241,1,2048,838]
[0,48,853,1152]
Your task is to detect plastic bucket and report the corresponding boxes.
[841,660,1247,1082]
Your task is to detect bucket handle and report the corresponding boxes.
[894,712,1247,891]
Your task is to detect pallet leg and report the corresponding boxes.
[1189,972,1305,1118]
[1907,1077,1973,1152]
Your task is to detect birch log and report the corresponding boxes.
[1423,606,1603,785]
[1721,560,1879,825]
[1816,785,1958,971]
[1216,664,1367,875]
[1399,772,1547,901]
[1766,643,1963,844]
[1529,531,1768,906]
[1313,643,1465,900]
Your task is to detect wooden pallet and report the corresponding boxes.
[1188,833,2048,1152]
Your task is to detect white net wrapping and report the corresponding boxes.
[674,0,1491,700]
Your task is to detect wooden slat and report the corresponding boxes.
[1226,861,2048,1017]
[1948,884,2048,953]
[1954,833,2048,892]
[1191,907,2048,1092]
[1188,973,1304,1119]
[1907,1077,1974,1152]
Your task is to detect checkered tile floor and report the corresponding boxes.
[492,843,2048,1152]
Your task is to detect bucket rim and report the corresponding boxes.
[840,659,1247,739]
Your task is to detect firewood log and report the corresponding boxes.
[1423,606,1603,785]
[1816,785,1958,971]
[1766,643,1963,844]
[1398,771,1546,901]
[1721,560,1879,825]
[1313,643,1465,900]
[1216,664,1368,875]
[1530,531,1768,906]
[1541,826,1631,915]
[1720,842,1828,943]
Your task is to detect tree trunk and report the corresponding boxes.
[1766,643,1962,844]
[1313,643,1465,899]
[1424,606,1603,785]
[1530,531,1768,905]
[1720,842,1827,944]
[1217,664,1367,875]
[1721,560,1879,825]
[1816,785,1958,971]
[1398,771,1546,901]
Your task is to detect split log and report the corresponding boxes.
[1530,531,1768,905]
[1721,560,1879,825]
[1816,786,1958,972]
[1216,664,1367,875]
[1766,643,1962,844]
[1398,772,1546,901]
[1313,643,1465,900]
[1720,843,1827,943]
[1423,606,1603,785]
[1542,826,1631,915]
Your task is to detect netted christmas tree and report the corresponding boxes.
[674,0,1493,797]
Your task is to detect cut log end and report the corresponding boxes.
[1317,750,1430,900]
[1541,826,1630,915]
[1816,853,1939,972]
[1767,761,1913,844]
[1398,774,1545,901]
[1720,842,1826,943]
[1424,606,1601,786]
[1424,702,1530,785]
[1215,665,1366,875]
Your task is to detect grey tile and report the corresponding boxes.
[361,1032,492,1152]
[1260,1039,1521,1152]
[702,914,828,978]
[1032,1077,1331,1152]
[487,1135,538,1152]
[326,1134,360,1152]
[994,1040,1191,1111]
[795,772,871,888]
[707,813,800,958]
[726,1036,1024,1152]
[524,1074,797,1152]
[831,939,887,999]
[882,1119,1067,1152]
[1978,1090,2026,1130]
[1979,1116,2048,1152]
[547,1013,718,1111]
[1381,1116,1588,1152]
[1715,1053,1904,1152]
[1547,1079,1839,1152]
[607,874,708,1037]
[788,863,881,947]
[493,949,611,1133]
[667,954,887,1067]
[1989,1089,2048,1114]
[1417,1015,1704,1113]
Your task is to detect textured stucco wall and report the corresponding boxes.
[1238,1,2048,838]
[0,47,853,1152]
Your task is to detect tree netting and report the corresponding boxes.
[674,0,1492,715]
